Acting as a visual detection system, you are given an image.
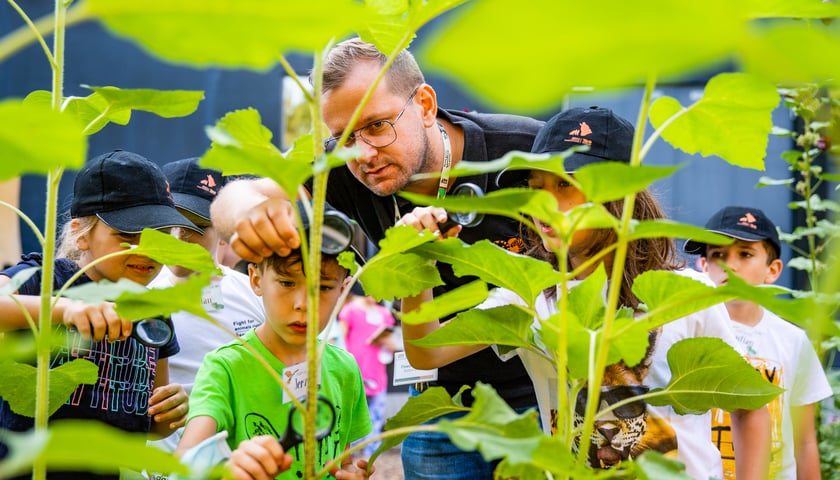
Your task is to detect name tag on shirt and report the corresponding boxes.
[282,361,321,403]
[392,351,438,386]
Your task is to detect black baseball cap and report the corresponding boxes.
[70,150,202,234]
[683,206,781,257]
[162,157,225,223]
[496,106,634,187]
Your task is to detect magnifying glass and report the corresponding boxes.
[131,316,174,348]
[438,182,486,231]
[297,200,355,256]
[278,395,336,452]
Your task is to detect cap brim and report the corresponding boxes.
[683,228,768,255]
[495,152,617,188]
[171,193,212,222]
[97,205,203,234]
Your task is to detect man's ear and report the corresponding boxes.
[249,263,263,296]
[765,258,783,284]
[415,83,438,128]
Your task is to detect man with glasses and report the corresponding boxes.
[212,37,543,480]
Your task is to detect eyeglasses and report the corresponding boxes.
[575,384,649,419]
[323,87,419,153]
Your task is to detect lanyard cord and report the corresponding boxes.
[392,120,453,223]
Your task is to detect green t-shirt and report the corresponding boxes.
[188,329,372,479]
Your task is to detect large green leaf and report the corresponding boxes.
[1,419,188,477]
[420,0,745,112]
[646,337,784,414]
[630,450,692,480]
[62,278,148,303]
[649,72,779,170]
[409,305,534,349]
[575,164,681,204]
[399,280,489,325]
[413,239,564,309]
[437,383,544,464]
[742,0,840,18]
[133,228,218,275]
[628,219,735,245]
[87,0,366,69]
[88,86,204,118]
[114,274,213,322]
[0,99,86,180]
[360,0,467,55]
[359,226,442,301]
[378,386,469,454]
[739,22,840,86]
[0,359,97,417]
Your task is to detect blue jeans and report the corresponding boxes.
[400,387,537,479]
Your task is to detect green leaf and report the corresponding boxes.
[649,72,779,170]
[413,239,563,310]
[132,228,218,275]
[379,386,469,454]
[400,280,489,325]
[62,92,132,135]
[9,419,189,476]
[359,226,442,301]
[437,383,543,463]
[567,264,606,330]
[360,0,467,55]
[646,337,784,414]
[742,0,840,18]
[0,99,86,180]
[62,278,148,303]
[420,0,745,112]
[575,163,681,204]
[0,359,98,417]
[409,305,534,350]
[88,0,366,69]
[631,270,736,331]
[0,267,39,295]
[630,450,692,480]
[756,176,795,188]
[115,274,214,322]
[739,23,840,86]
[628,219,735,245]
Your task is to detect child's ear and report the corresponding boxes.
[73,219,90,251]
[249,263,263,296]
[764,258,783,284]
[697,256,709,272]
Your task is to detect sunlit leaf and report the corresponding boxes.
[421,0,745,113]
[0,427,45,478]
[115,274,214,321]
[646,337,784,414]
[360,0,467,55]
[739,23,840,86]
[438,383,543,463]
[0,359,97,417]
[360,226,441,301]
[575,163,681,204]
[133,228,218,275]
[0,99,86,180]
[88,0,366,69]
[628,219,735,245]
[649,73,779,170]
[400,280,489,325]
[63,92,131,134]
[409,305,533,350]
[379,386,469,454]
[62,278,148,303]
[38,420,186,475]
[631,270,736,331]
[741,0,840,18]
[412,239,563,309]
[630,449,692,479]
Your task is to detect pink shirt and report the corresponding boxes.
[338,299,395,396]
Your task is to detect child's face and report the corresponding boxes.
[76,220,163,285]
[700,239,782,287]
[250,257,348,356]
[527,170,593,252]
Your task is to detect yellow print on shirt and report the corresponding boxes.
[711,356,783,479]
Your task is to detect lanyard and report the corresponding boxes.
[392,121,453,223]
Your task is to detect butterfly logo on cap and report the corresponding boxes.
[565,121,593,146]
[165,180,174,202]
[197,174,219,196]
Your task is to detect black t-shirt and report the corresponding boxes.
[324,108,544,407]
[0,253,180,479]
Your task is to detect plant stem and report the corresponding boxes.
[0,0,88,65]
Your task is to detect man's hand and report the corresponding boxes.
[230,197,300,263]
[396,206,461,238]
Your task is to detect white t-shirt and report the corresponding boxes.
[147,265,265,453]
[713,309,832,479]
[485,268,744,479]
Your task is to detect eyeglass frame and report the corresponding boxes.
[323,86,420,153]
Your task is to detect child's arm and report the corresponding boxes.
[401,289,486,370]
[175,416,220,457]
[730,406,771,480]
[226,435,293,480]
[792,402,821,480]
[148,359,188,438]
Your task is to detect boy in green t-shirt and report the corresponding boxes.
[176,202,373,479]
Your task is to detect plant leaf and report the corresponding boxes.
[739,23,840,86]
[0,359,97,417]
[115,274,214,321]
[360,0,467,55]
[646,337,784,414]
[630,450,692,479]
[400,280,489,325]
[409,305,533,349]
[649,72,779,170]
[575,163,681,204]
[87,85,204,117]
[132,228,218,275]
[628,219,735,245]
[359,226,442,301]
[0,99,86,180]
[378,386,469,455]
[88,0,366,69]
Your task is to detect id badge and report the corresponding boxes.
[392,351,438,386]
[282,361,320,403]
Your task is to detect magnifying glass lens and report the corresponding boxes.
[321,212,354,255]
[133,317,173,347]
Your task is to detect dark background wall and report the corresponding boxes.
[1,2,804,289]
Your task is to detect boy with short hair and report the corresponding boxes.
[685,205,832,479]
[176,202,372,479]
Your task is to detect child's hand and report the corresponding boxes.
[331,458,374,480]
[62,299,131,343]
[149,382,188,431]
[225,435,292,480]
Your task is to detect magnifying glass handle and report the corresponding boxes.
[278,430,300,452]
[437,217,458,232]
